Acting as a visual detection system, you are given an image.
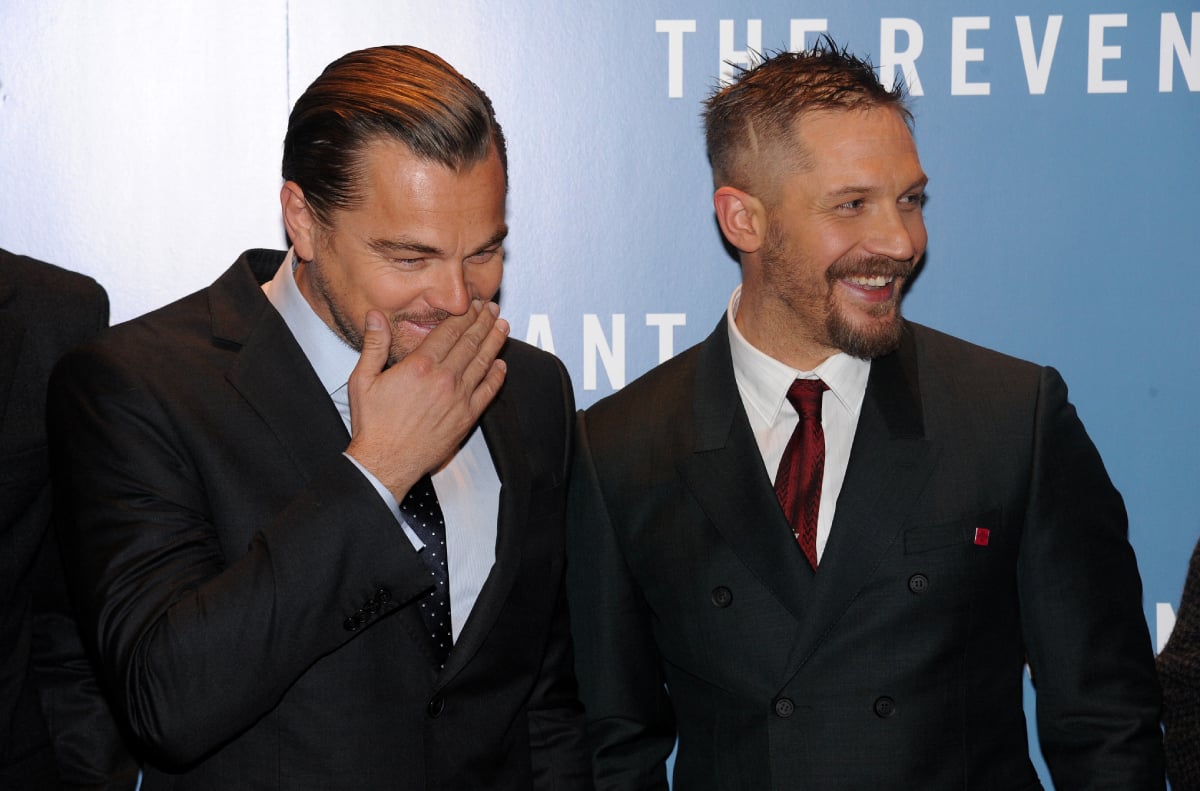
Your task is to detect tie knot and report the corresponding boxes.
[786,378,828,419]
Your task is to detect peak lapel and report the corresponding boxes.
[678,320,814,624]
[784,325,939,671]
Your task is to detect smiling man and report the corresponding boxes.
[567,40,1164,789]
[48,46,589,789]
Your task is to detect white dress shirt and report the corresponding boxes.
[726,286,871,563]
[263,249,498,640]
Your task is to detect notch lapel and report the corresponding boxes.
[211,252,351,474]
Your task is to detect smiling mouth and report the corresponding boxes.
[842,274,896,289]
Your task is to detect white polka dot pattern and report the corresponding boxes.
[399,474,452,665]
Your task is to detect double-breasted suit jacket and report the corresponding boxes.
[49,249,590,789]
[567,316,1163,790]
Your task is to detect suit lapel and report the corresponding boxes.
[678,319,816,623]
[438,374,532,679]
[212,252,351,476]
[783,324,939,671]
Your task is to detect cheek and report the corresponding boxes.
[909,216,929,255]
[804,219,858,266]
[362,275,424,313]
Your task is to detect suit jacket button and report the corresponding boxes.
[343,616,359,632]
[908,574,929,594]
[363,598,380,614]
[710,586,733,608]
[376,587,392,604]
[874,696,896,718]
[427,695,445,718]
[773,697,795,718]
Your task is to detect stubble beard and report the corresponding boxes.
[761,226,913,361]
[307,254,449,367]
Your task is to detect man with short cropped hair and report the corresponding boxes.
[567,38,1163,789]
[50,46,589,789]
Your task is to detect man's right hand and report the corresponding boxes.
[344,300,508,501]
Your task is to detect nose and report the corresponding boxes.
[426,262,471,316]
[865,205,925,263]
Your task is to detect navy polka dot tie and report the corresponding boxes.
[399,474,452,664]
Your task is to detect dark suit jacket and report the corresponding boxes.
[567,316,1163,790]
[1,249,136,789]
[48,249,590,790]
[1159,538,1200,788]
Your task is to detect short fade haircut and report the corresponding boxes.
[703,36,910,196]
[282,45,507,226]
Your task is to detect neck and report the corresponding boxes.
[735,288,836,372]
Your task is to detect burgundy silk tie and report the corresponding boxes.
[774,379,829,570]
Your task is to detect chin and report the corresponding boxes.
[828,307,905,360]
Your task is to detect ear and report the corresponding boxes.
[280,181,319,261]
[713,186,766,254]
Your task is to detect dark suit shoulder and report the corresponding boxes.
[494,338,575,466]
[584,334,702,428]
[63,252,276,377]
[1,248,107,328]
[575,333,714,492]
[907,322,1040,372]
[501,337,567,377]
[495,338,573,406]
[904,321,1047,398]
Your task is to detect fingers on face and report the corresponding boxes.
[350,310,392,386]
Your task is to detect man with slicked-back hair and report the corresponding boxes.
[49,46,590,790]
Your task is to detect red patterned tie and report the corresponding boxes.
[774,379,829,570]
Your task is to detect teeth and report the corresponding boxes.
[846,275,893,287]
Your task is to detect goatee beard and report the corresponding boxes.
[824,254,913,360]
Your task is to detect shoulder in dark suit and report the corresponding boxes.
[1,248,137,789]
[568,316,1164,790]
[1159,539,1200,788]
[48,249,589,790]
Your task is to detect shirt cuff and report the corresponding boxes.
[342,452,423,551]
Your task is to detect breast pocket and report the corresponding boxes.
[904,509,1000,554]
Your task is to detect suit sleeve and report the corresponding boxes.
[526,357,593,790]
[1018,366,1165,789]
[566,410,674,791]
[47,344,428,768]
[1158,539,1200,788]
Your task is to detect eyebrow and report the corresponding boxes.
[824,175,929,200]
[367,226,509,258]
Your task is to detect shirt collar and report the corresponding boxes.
[262,248,359,396]
[726,285,871,424]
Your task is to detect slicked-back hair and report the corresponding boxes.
[703,36,910,197]
[282,45,507,226]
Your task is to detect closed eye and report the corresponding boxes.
[467,247,502,265]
